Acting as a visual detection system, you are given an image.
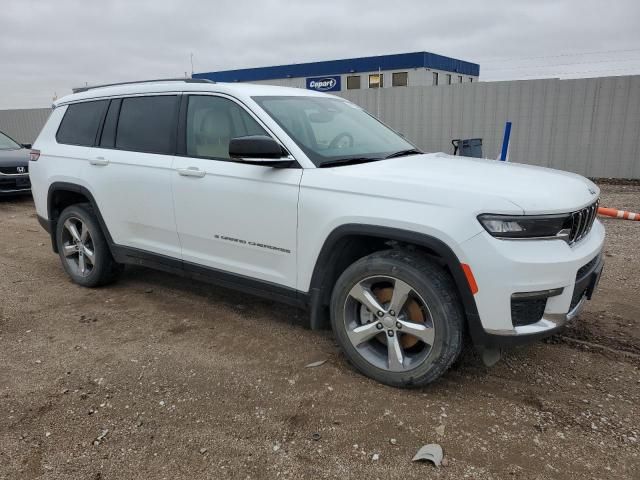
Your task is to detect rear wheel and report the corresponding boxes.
[55,204,121,287]
[330,249,464,387]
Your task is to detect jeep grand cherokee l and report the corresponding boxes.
[29,79,604,387]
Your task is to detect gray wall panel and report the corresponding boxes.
[0,108,51,144]
[338,75,640,178]
[1,75,638,178]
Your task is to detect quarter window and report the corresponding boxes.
[368,74,383,89]
[116,96,178,154]
[392,72,408,87]
[186,96,268,159]
[56,100,108,146]
[346,75,361,90]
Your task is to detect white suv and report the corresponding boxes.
[30,79,604,387]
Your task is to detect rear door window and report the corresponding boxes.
[56,100,108,146]
[115,96,178,154]
[98,98,121,148]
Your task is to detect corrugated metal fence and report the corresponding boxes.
[0,108,50,145]
[1,75,639,178]
[338,75,640,179]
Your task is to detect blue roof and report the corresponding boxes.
[193,52,480,83]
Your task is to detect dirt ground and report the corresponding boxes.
[1,184,639,480]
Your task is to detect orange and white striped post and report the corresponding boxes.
[597,207,640,221]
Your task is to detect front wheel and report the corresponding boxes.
[330,250,465,388]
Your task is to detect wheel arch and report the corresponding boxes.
[47,182,114,253]
[307,224,480,334]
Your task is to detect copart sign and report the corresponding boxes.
[306,76,341,92]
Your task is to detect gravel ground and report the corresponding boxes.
[0,185,639,479]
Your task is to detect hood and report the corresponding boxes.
[0,148,29,167]
[314,153,599,215]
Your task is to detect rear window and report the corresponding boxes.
[115,96,178,154]
[56,100,108,146]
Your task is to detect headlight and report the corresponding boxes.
[478,214,572,240]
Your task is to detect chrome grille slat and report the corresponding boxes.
[0,166,29,175]
[572,211,583,243]
[569,199,598,245]
[585,206,594,239]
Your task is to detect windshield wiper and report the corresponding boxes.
[319,157,383,168]
[384,148,422,159]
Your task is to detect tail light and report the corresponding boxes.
[30,149,40,161]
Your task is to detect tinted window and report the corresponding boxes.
[346,76,360,90]
[186,96,268,159]
[392,72,408,87]
[99,99,121,148]
[116,96,178,154]
[57,100,108,146]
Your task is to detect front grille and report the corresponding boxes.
[568,200,598,244]
[0,177,31,191]
[511,298,547,327]
[0,165,29,175]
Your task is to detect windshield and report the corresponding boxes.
[253,96,416,166]
[0,131,21,150]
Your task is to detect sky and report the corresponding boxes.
[1,0,640,109]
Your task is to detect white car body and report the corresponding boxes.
[29,80,604,351]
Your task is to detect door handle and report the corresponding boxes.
[89,156,109,166]
[177,167,206,178]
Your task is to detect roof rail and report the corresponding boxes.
[71,78,215,94]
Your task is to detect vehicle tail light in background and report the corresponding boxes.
[30,149,40,161]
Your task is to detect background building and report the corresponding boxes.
[193,52,480,92]
[2,71,638,179]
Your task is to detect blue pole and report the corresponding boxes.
[499,121,512,161]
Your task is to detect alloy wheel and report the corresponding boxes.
[61,217,95,277]
[343,275,435,372]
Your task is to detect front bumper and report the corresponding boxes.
[0,173,31,195]
[461,219,605,348]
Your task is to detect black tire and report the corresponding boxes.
[330,249,464,388]
[55,203,122,287]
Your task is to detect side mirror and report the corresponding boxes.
[229,135,293,167]
[22,143,32,149]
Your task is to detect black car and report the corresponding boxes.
[0,130,31,196]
